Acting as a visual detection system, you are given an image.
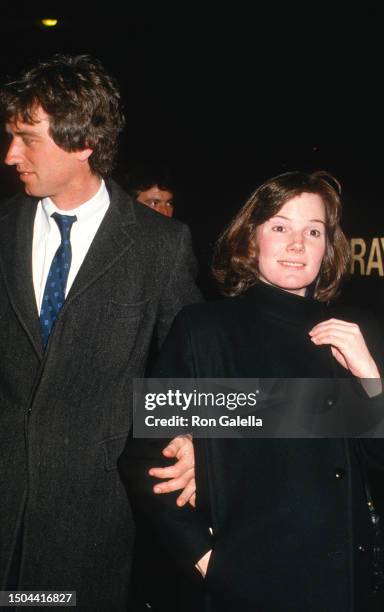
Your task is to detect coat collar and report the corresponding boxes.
[244,281,329,328]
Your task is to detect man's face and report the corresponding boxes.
[136,186,174,217]
[5,106,93,207]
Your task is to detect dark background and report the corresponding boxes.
[0,5,383,324]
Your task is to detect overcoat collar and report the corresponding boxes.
[244,281,328,328]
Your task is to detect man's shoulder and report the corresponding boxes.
[135,199,186,232]
[0,193,36,222]
[0,191,30,221]
[131,196,189,243]
[108,178,188,237]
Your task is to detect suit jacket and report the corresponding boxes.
[120,281,384,612]
[0,180,201,610]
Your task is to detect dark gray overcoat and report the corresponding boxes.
[0,180,201,610]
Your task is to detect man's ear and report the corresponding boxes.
[76,147,94,162]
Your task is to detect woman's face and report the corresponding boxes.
[255,192,326,297]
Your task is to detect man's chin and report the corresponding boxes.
[24,184,43,198]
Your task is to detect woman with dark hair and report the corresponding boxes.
[213,170,349,300]
[120,171,384,612]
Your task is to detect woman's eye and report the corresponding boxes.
[309,228,321,237]
[271,225,286,232]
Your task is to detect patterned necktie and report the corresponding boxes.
[39,213,77,347]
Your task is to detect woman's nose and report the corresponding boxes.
[287,233,305,252]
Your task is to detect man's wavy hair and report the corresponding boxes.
[212,171,351,302]
[0,54,125,177]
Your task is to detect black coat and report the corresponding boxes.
[0,181,201,611]
[120,281,384,612]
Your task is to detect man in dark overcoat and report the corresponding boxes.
[0,54,200,610]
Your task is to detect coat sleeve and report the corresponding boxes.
[355,311,384,465]
[118,309,213,570]
[156,224,203,348]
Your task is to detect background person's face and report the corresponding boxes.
[136,186,174,217]
[255,192,326,296]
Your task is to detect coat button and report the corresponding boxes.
[327,398,334,407]
[335,469,346,479]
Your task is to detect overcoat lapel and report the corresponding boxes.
[0,194,43,358]
[63,181,137,309]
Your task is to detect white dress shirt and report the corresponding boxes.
[32,180,110,312]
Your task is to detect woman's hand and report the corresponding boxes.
[309,318,380,379]
[148,435,196,507]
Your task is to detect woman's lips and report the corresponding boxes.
[278,261,305,267]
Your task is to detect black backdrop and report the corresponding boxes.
[0,6,382,329]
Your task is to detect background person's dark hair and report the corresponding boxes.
[212,171,351,302]
[0,54,125,177]
[122,164,175,199]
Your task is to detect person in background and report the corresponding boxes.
[124,164,175,217]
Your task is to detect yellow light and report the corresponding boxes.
[41,18,58,27]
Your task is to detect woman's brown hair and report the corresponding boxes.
[212,171,350,302]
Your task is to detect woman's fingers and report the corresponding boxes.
[309,318,380,378]
[148,435,196,504]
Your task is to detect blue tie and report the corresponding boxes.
[39,213,77,347]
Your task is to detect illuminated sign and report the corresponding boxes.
[350,238,384,276]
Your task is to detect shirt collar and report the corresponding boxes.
[40,179,109,225]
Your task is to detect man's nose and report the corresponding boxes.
[4,139,22,166]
